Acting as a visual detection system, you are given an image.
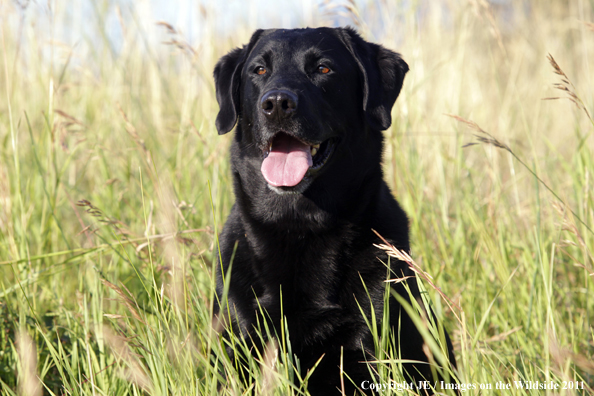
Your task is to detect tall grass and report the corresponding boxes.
[1,0,593,394]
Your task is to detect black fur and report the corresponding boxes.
[213,27,455,395]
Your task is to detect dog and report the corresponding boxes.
[213,27,455,395]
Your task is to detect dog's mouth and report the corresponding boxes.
[261,132,336,188]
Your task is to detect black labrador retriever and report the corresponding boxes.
[213,27,455,395]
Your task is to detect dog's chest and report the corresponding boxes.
[238,230,377,342]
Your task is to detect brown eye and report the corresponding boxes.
[318,65,330,74]
[256,67,267,75]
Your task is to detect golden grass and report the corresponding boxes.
[0,0,593,394]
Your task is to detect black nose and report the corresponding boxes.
[260,90,298,120]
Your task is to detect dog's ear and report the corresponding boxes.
[339,28,409,131]
[213,30,264,135]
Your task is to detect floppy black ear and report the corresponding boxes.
[339,28,409,131]
[213,30,264,135]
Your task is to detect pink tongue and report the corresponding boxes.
[261,134,313,187]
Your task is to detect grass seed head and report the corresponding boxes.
[16,330,42,396]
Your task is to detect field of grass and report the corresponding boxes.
[1,0,593,394]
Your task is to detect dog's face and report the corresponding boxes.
[214,28,408,211]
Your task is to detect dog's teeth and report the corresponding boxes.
[311,144,320,156]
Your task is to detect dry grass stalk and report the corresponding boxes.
[16,329,42,396]
[259,340,279,396]
[115,5,126,38]
[549,338,594,392]
[470,0,508,58]
[114,103,189,309]
[552,202,594,277]
[102,325,154,392]
[447,114,511,152]
[319,0,364,29]
[190,119,207,146]
[0,163,12,238]
[339,346,345,396]
[100,278,146,324]
[116,103,154,172]
[372,230,462,325]
[0,228,206,266]
[543,54,593,125]
[76,199,130,235]
[54,109,85,126]
[157,21,197,59]
[164,331,198,371]
[154,182,188,311]
[449,114,594,237]
[478,326,522,346]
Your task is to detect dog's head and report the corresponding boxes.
[214,27,408,198]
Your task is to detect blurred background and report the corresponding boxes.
[1,0,593,394]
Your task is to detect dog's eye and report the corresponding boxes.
[317,65,331,74]
[255,67,267,75]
